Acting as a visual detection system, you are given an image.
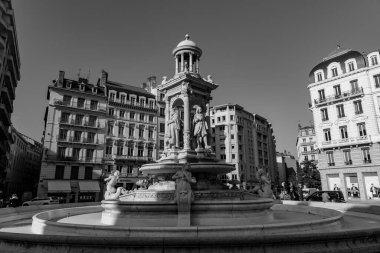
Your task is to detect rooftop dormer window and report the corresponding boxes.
[109,92,115,102]
[332,67,338,77]
[348,62,355,71]
[371,56,378,66]
[314,70,324,82]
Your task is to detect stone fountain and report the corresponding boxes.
[101,34,274,227]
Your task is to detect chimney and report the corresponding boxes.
[58,71,65,87]
[141,82,148,90]
[148,76,157,89]
[99,70,108,87]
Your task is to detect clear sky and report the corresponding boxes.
[10,0,380,156]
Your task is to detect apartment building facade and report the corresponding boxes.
[100,71,163,190]
[38,71,107,203]
[296,125,318,165]
[0,0,20,193]
[308,46,380,200]
[210,104,278,188]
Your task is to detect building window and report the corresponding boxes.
[332,67,338,77]
[311,155,315,160]
[109,93,115,101]
[343,150,352,165]
[148,129,153,138]
[318,89,325,101]
[129,125,135,136]
[86,149,94,161]
[120,110,125,118]
[70,166,79,180]
[160,123,165,133]
[84,167,93,179]
[304,156,308,161]
[231,134,234,139]
[60,112,70,123]
[107,123,114,136]
[117,146,123,156]
[74,131,82,142]
[118,125,124,137]
[362,148,371,163]
[73,148,80,160]
[353,100,363,114]
[138,147,143,157]
[120,94,126,104]
[336,104,345,118]
[58,129,68,140]
[317,72,322,82]
[339,126,348,139]
[130,97,136,105]
[348,62,355,72]
[357,122,367,137]
[127,147,133,156]
[350,79,359,92]
[327,151,335,166]
[130,112,135,120]
[219,126,225,131]
[90,100,98,110]
[88,115,97,127]
[321,108,329,121]
[159,108,165,116]
[160,140,164,149]
[139,128,144,138]
[77,98,85,108]
[211,119,215,124]
[323,129,331,141]
[232,154,235,159]
[149,100,154,108]
[374,75,380,88]
[63,95,72,105]
[222,116,226,122]
[217,117,220,123]
[75,114,84,125]
[232,174,238,180]
[302,138,306,143]
[106,146,112,155]
[139,113,144,121]
[371,56,378,66]
[334,85,341,97]
[55,165,65,179]
[108,108,114,116]
[127,165,133,174]
[230,115,234,121]
[220,154,226,160]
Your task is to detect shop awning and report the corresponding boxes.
[79,181,100,192]
[47,180,71,193]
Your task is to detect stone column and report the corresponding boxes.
[196,57,199,73]
[164,97,170,150]
[181,53,184,72]
[189,53,193,72]
[183,93,191,150]
[175,55,179,74]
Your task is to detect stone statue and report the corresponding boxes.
[193,106,210,149]
[252,169,273,198]
[104,170,127,200]
[172,163,195,205]
[167,108,180,149]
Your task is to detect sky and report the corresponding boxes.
[10,0,380,156]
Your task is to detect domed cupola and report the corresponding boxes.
[172,34,202,75]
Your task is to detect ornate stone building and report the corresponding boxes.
[0,0,21,193]
[296,124,318,165]
[210,104,278,188]
[100,71,163,190]
[38,71,107,203]
[308,46,380,200]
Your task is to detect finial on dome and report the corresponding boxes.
[185,34,190,40]
[337,43,341,49]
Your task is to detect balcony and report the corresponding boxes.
[300,141,316,146]
[364,158,372,164]
[56,136,100,145]
[109,100,157,111]
[54,99,106,112]
[114,155,152,161]
[322,135,371,149]
[103,154,114,161]
[314,88,364,107]
[328,162,335,166]
[59,118,104,129]
[301,150,318,155]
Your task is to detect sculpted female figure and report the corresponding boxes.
[104,170,126,200]
[167,108,180,149]
[252,169,273,198]
[193,106,209,149]
[172,163,195,204]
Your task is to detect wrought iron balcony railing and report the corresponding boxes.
[314,88,364,107]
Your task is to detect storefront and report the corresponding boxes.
[47,180,71,203]
[78,181,100,202]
